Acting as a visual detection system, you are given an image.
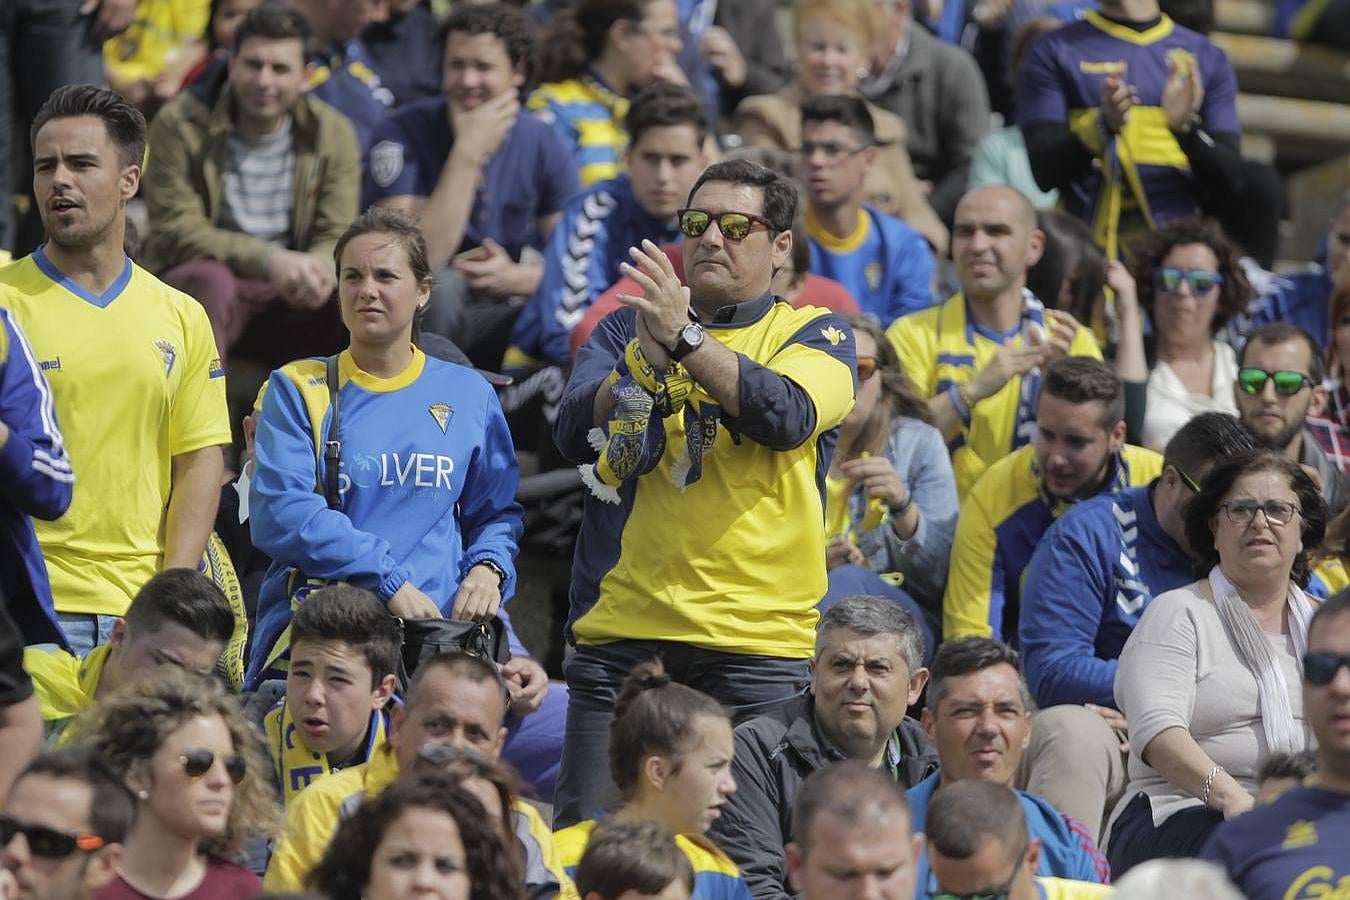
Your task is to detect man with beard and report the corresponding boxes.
[1234,322,1347,515]
[944,357,1162,645]
[0,85,228,654]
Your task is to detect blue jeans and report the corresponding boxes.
[55,613,117,657]
[553,640,810,828]
[822,565,936,667]
[0,0,104,254]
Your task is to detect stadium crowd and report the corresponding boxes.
[1,0,1349,897]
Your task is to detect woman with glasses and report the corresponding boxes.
[821,315,955,659]
[530,0,687,186]
[1107,449,1325,875]
[1131,219,1253,452]
[309,771,526,900]
[71,668,279,899]
[553,660,750,900]
[732,0,947,254]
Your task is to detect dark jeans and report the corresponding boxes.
[0,0,103,255]
[1106,792,1225,877]
[553,640,811,828]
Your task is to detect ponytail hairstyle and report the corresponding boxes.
[608,660,728,800]
[535,0,650,84]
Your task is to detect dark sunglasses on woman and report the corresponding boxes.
[1152,267,1223,295]
[0,815,106,859]
[179,749,247,784]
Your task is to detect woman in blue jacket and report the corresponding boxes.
[247,208,523,684]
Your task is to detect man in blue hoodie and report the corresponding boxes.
[1018,412,1255,842]
[908,638,1111,888]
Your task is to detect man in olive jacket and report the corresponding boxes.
[708,595,939,899]
[141,5,360,365]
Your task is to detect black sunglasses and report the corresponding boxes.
[1237,367,1315,397]
[0,814,106,859]
[179,749,246,784]
[1304,651,1350,686]
[677,208,774,242]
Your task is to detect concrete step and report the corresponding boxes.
[1213,32,1350,105]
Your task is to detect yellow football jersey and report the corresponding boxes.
[0,249,230,616]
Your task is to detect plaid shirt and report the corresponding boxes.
[1307,380,1350,473]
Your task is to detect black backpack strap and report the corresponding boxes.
[323,355,342,510]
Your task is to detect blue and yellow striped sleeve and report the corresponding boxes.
[677,835,755,900]
[944,481,1003,641]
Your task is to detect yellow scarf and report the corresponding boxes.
[264,700,389,806]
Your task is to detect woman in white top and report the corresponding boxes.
[1135,220,1253,452]
[1108,449,1326,875]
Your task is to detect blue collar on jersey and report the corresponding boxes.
[697,290,777,328]
[33,244,133,309]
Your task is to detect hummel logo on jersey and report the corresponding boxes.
[820,326,847,346]
[429,402,452,433]
[39,357,61,372]
[154,340,177,377]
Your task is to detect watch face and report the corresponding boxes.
[682,323,705,346]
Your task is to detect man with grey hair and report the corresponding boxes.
[786,761,923,900]
[708,594,936,899]
[1113,860,1244,900]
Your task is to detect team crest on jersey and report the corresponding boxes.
[1282,820,1318,850]
[864,263,882,291]
[820,325,847,346]
[1166,48,1196,77]
[154,340,177,377]
[370,140,404,189]
[209,357,225,379]
[429,402,452,433]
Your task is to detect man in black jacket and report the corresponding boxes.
[708,595,937,899]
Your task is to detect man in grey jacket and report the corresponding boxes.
[708,595,938,899]
[1235,322,1348,516]
[860,0,991,226]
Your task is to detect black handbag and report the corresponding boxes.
[321,355,510,693]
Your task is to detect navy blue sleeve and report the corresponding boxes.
[724,312,856,451]
[1019,507,1118,708]
[535,124,582,221]
[553,308,636,463]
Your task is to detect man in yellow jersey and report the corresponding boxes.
[925,781,1112,900]
[0,85,229,654]
[887,185,1101,498]
[943,358,1163,645]
[265,652,573,896]
[552,158,857,827]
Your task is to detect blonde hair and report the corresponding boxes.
[793,0,877,44]
[70,668,281,859]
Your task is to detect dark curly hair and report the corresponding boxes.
[1183,448,1327,588]
[439,2,535,73]
[1129,217,1252,335]
[307,773,525,900]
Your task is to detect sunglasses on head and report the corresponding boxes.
[179,749,246,784]
[1304,651,1350,686]
[1152,267,1224,295]
[0,815,105,859]
[1237,367,1314,397]
[677,208,773,242]
[857,356,879,382]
